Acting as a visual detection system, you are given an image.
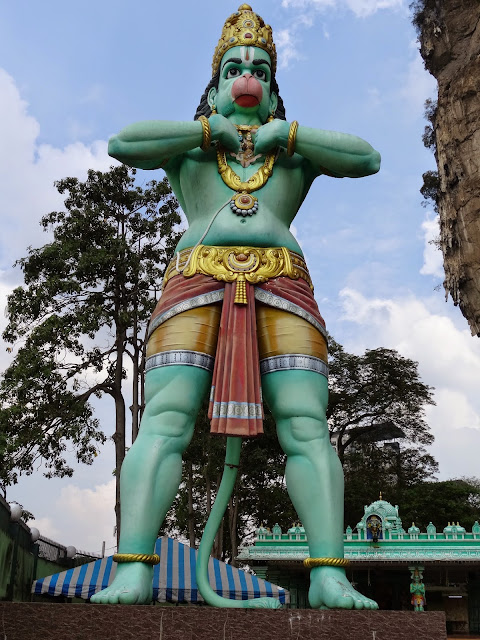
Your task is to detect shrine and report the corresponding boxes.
[238,496,480,635]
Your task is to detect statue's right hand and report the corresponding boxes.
[209,115,240,153]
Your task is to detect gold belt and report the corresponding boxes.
[164,245,313,305]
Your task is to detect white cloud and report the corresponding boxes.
[0,68,112,273]
[277,28,305,69]
[397,51,437,114]
[420,213,443,278]
[281,0,404,18]
[338,288,480,479]
[80,83,106,105]
[26,516,61,542]
[0,67,115,375]
[26,479,116,555]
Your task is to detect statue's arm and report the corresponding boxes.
[255,121,380,178]
[108,121,204,170]
[108,116,240,170]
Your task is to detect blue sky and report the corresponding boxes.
[1,0,480,555]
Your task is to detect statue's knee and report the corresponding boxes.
[287,416,329,445]
[272,396,327,435]
[141,404,196,441]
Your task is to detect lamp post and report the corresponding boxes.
[6,502,22,601]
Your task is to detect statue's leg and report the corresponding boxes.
[91,364,211,605]
[262,369,378,610]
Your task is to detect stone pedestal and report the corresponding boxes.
[0,602,447,639]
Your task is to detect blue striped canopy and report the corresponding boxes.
[32,536,289,605]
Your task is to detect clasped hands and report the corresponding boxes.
[209,114,290,155]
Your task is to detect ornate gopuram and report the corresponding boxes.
[238,496,480,635]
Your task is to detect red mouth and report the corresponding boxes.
[235,94,259,108]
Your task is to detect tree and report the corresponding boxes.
[327,337,436,463]
[399,478,480,531]
[343,444,438,528]
[0,166,181,535]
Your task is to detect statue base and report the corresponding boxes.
[0,602,446,639]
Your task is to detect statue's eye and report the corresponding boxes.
[253,70,266,81]
[226,68,240,78]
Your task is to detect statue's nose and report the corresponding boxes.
[243,73,253,79]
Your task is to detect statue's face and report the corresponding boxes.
[208,46,277,122]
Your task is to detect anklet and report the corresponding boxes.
[113,553,160,565]
[304,557,351,569]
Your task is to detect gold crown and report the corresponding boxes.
[212,4,277,76]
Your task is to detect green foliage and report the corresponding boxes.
[327,336,435,461]
[0,165,181,487]
[344,444,438,527]
[400,478,480,530]
[419,98,440,218]
[420,169,440,215]
[410,0,427,36]
[328,336,438,527]
[422,98,437,152]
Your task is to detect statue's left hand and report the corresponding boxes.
[209,114,240,152]
[254,119,290,155]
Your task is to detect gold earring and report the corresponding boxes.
[211,104,217,115]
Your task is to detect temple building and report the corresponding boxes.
[238,496,480,636]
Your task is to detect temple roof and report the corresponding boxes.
[238,496,480,564]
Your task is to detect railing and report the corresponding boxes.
[37,535,100,562]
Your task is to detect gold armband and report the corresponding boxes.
[113,553,160,565]
[303,557,351,569]
[198,115,211,152]
[287,120,299,157]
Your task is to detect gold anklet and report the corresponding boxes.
[113,553,160,565]
[198,116,211,152]
[304,557,351,569]
[287,120,299,157]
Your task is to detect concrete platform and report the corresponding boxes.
[0,602,447,639]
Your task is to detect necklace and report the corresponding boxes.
[216,127,277,216]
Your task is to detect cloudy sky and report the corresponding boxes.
[2,0,479,556]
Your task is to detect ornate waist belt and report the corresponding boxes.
[164,245,312,304]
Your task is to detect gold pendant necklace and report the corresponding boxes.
[216,129,277,216]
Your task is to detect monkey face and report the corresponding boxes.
[208,46,277,122]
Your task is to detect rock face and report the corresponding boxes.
[417,0,480,336]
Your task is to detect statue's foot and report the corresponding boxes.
[90,563,153,605]
[308,566,378,610]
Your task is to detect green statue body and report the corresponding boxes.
[91,4,380,609]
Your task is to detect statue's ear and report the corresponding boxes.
[208,87,217,110]
[269,92,278,117]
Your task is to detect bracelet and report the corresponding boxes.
[198,115,212,152]
[303,557,351,569]
[113,553,160,565]
[287,120,299,157]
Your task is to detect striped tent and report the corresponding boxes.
[32,536,289,605]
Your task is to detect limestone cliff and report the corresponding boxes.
[416,0,480,336]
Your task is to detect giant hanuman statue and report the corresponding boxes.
[92,5,380,609]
